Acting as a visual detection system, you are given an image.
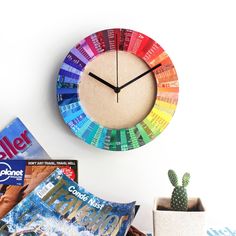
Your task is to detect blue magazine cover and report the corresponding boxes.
[0,118,49,160]
[0,194,78,235]
[0,168,136,236]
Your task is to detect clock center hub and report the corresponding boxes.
[114,87,121,94]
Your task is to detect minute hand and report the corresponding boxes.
[119,63,162,90]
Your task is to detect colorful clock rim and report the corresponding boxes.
[56,28,179,151]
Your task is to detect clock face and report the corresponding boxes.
[57,28,179,151]
[79,50,157,129]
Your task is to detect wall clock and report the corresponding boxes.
[57,28,179,151]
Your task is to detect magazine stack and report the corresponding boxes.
[0,118,150,236]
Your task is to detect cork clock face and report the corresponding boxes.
[57,28,179,151]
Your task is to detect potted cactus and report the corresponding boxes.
[153,170,206,236]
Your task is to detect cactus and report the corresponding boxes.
[168,169,190,211]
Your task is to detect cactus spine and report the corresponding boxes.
[168,169,190,211]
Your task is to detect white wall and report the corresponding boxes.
[0,0,236,232]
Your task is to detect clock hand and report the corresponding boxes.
[119,63,162,90]
[88,72,117,92]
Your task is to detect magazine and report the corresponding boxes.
[0,160,78,219]
[207,227,236,235]
[0,168,136,235]
[0,118,49,160]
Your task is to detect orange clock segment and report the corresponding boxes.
[57,28,179,151]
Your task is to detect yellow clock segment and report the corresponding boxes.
[57,28,179,151]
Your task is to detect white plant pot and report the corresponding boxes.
[153,197,206,236]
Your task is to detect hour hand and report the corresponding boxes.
[88,72,117,91]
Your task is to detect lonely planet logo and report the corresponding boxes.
[0,161,25,185]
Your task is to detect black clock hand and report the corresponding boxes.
[119,63,162,90]
[88,72,117,91]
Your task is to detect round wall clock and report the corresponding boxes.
[57,28,179,151]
